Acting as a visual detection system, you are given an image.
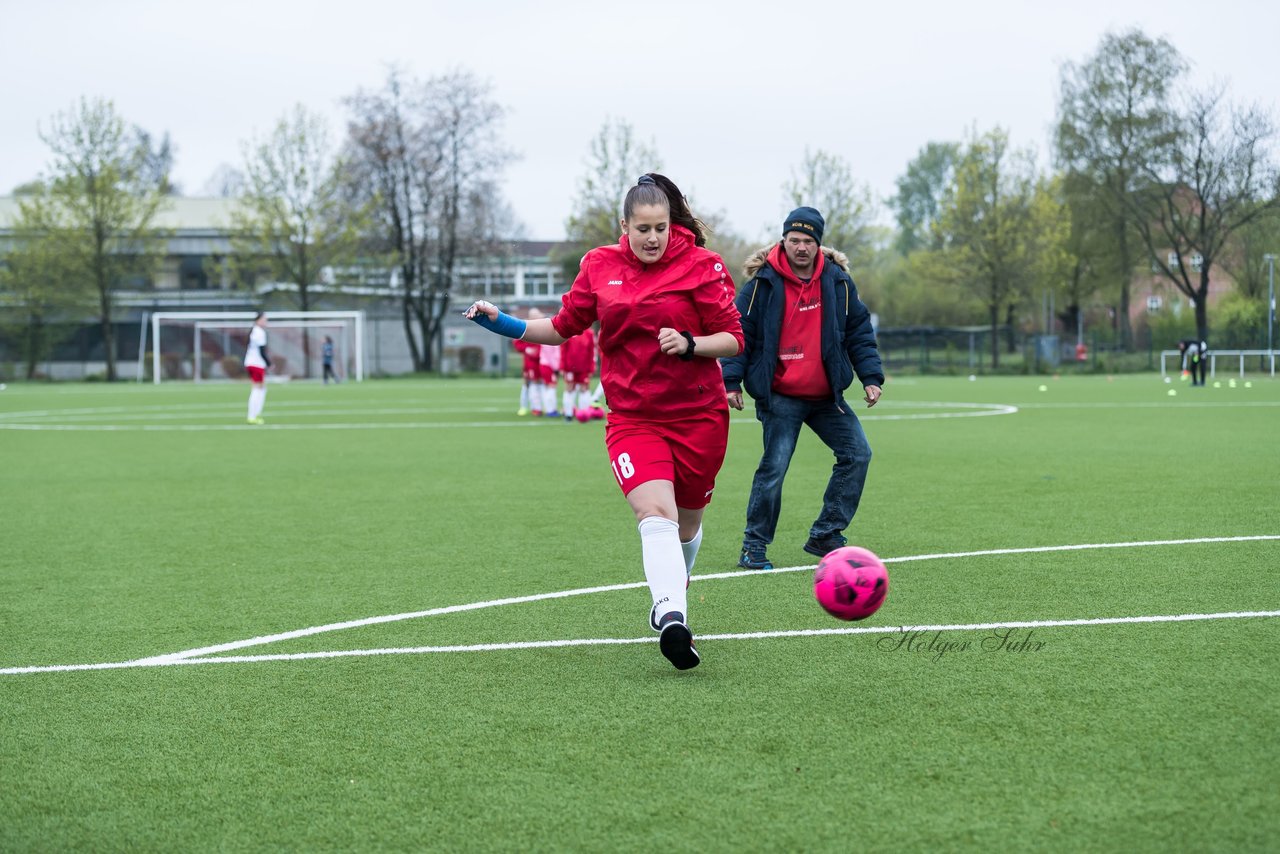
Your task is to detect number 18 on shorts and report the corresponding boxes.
[604,410,729,510]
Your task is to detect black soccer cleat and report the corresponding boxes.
[803,533,848,558]
[657,612,700,670]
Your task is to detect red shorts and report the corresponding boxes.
[539,365,557,385]
[563,371,592,387]
[604,408,729,509]
[523,366,539,382]
[246,366,265,383]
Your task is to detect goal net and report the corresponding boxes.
[147,311,364,383]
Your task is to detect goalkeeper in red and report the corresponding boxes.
[465,174,743,671]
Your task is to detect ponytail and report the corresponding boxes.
[622,173,710,247]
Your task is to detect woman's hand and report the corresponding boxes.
[658,327,690,357]
[463,300,500,322]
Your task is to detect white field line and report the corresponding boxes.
[3,611,1278,675]
[0,401,1018,430]
[1,535,1275,676]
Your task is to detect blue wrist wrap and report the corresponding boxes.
[473,310,527,340]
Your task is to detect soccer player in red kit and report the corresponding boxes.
[514,339,541,416]
[559,325,597,421]
[465,173,743,670]
[513,309,543,416]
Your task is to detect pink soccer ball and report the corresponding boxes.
[574,408,591,423]
[814,546,889,621]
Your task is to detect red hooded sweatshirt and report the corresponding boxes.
[767,243,831,399]
[552,225,743,419]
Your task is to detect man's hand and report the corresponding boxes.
[726,390,744,410]
[864,385,882,408]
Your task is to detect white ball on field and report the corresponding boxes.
[1163,376,1171,383]
[968,375,976,381]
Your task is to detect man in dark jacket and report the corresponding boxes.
[721,207,883,570]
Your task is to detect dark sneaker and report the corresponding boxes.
[803,533,847,557]
[657,612,700,670]
[737,546,773,570]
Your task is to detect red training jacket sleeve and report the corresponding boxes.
[695,257,743,355]
[551,253,598,340]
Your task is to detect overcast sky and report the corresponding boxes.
[2,0,1277,243]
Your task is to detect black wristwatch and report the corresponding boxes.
[679,331,697,361]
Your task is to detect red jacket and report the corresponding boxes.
[513,338,540,370]
[552,225,742,419]
[560,327,597,375]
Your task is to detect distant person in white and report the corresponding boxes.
[244,312,271,424]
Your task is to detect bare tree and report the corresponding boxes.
[344,68,514,372]
[785,148,879,270]
[423,72,516,369]
[200,163,246,198]
[558,119,662,279]
[1129,89,1280,341]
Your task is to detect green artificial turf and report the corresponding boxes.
[1,374,1277,852]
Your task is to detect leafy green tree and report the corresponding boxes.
[229,105,367,375]
[1057,171,1120,343]
[27,98,170,380]
[892,142,960,255]
[558,119,661,280]
[784,148,877,269]
[1055,28,1186,350]
[932,129,1060,367]
[231,106,365,308]
[0,197,91,378]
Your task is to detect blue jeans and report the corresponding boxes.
[743,393,872,548]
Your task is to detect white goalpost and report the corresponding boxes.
[149,311,365,384]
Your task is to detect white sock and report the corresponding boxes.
[519,385,529,410]
[532,382,544,410]
[543,384,558,413]
[680,525,703,575]
[563,388,572,414]
[589,382,603,406]
[248,387,266,419]
[639,516,687,622]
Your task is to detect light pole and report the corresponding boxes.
[1266,253,1276,361]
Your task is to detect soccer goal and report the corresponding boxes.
[147,311,365,384]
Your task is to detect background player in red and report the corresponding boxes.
[465,173,742,671]
[559,325,597,421]
[538,338,562,417]
[513,308,543,416]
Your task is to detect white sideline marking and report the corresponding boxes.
[1,535,1276,676]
